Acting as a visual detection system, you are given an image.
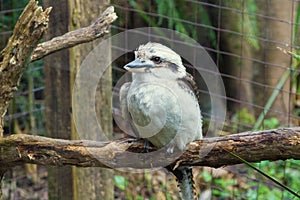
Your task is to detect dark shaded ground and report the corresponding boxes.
[2,166,48,200]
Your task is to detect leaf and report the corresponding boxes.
[294,3,300,44]
[225,149,300,198]
[114,175,128,191]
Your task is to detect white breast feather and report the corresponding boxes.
[126,77,202,152]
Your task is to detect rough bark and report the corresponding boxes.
[0,127,299,169]
[31,6,117,62]
[0,0,51,137]
[0,1,51,199]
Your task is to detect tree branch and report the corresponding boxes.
[0,0,51,137]
[31,6,117,61]
[0,127,299,169]
[0,3,117,138]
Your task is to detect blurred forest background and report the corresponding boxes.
[1,0,300,199]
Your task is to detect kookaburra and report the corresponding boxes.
[120,42,202,200]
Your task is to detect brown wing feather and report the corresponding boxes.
[177,72,201,106]
[177,72,207,136]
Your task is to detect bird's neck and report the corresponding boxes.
[131,69,185,83]
[132,72,165,83]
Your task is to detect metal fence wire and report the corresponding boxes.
[110,1,300,199]
[111,0,300,132]
[1,0,300,199]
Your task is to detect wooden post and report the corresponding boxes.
[42,1,74,199]
[69,0,113,199]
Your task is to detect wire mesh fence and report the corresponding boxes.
[110,1,300,199]
[1,0,300,199]
[111,0,300,132]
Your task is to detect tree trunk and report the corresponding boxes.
[255,0,293,125]
[43,1,74,199]
[216,0,293,128]
[218,0,256,118]
[68,0,113,199]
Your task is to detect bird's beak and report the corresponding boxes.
[124,59,153,73]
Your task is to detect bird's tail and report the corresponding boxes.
[171,166,196,200]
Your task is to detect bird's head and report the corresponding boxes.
[124,42,186,80]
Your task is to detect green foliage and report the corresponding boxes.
[128,0,217,47]
[229,151,300,198]
[223,0,259,50]
[289,51,300,61]
[202,170,212,182]
[243,0,260,50]
[212,188,231,199]
[227,107,299,199]
[254,160,300,199]
[114,175,128,191]
[294,3,300,44]
[125,1,300,198]
[128,0,156,27]
[253,49,299,130]
[197,4,217,48]
[136,195,145,200]
[165,193,173,200]
[231,108,255,132]
[262,117,280,129]
[230,105,280,132]
[0,15,14,30]
[232,108,256,124]
[291,3,300,118]
[0,0,28,31]
[208,159,300,199]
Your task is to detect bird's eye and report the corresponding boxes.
[151,56,161,63]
